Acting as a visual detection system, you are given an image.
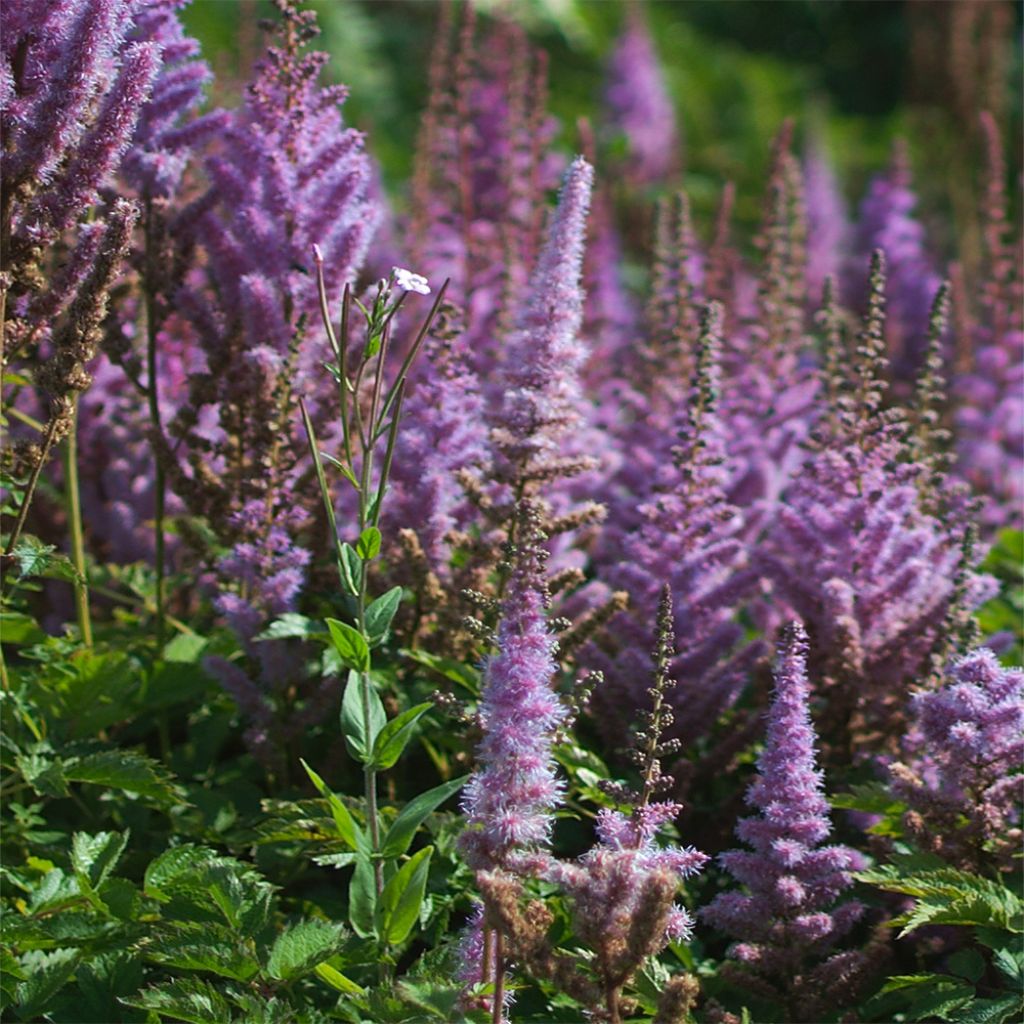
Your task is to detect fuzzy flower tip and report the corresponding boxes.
[703,622,865,983]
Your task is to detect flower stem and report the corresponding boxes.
[63,400,92,647]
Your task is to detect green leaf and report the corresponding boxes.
[950,995,1024,1024]
[947,948,986,983]
[400,647,481,694]
[300,759,368,854]
[366,586,402,646]
[121,979,232,1024]
[339,543,362,596]
[10,536,80,582]
[340,670,386,762]
[15,948,80,1018]
[381,776,467,858]
[314,961,365,995]
[326,617,370,673]
[0,611,45,645]
[370,702,432,770]
[266,920,347,981]
[356,526,382,560]
[144,844,222,896]
[991,945,1024,986]
[162,631,208,663]
[144,926,260,982]
[254,613,320,641]
[349,856,376,939]
[375,846,433,945]
[321,451,360,490]
[64,750,181,805]
[71,831,129,891]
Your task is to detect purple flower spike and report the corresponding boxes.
[602,6,681,187]
[460,503,566,872]
[702,622,868,1018]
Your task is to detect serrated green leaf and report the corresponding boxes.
[144,844,222,896]
[64,750,181,805]
[16,751,69,797]
[71,831,129,891]
[375,845,432,945]
[366,586,402,646]
[326,618,370,672]
[950,995,1024,1024]
[340,670,386,762]
[15,948,80,1017]
[349,856,376,939]
[356,526,381,560]
[339,543,362,596]
[121,978,232,1024]
[381,776,467,858]
[370,702,432,770]
[991,946,1024,985]
[144,927,260,982]
[300,759,369,854]
[314,961,365,994]
[266,920,347,981]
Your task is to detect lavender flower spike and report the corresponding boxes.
[459,502,566,871]
[703,622,868,1020]
[493,156,595,488]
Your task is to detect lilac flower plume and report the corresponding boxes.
[953,112,1023,530]
[848,142,941,387]
[893,648,1024,870]
[602,6,681,187]
[703,622,867,1017]
[459,504,566,871]
[492,156,595,488]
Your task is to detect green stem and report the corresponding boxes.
[63,400,92,647]
[143,201,166,643]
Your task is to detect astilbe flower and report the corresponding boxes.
[847,141,941,390]
[153,1,378,759]
[702,622,870,1023]
[891,648,1024,872]
[590,303,762,749]
[802,137,849,309]
[383,301,487,578]
[410,6,562,390]
[952,112,1023,530]
[719,123,818,525]
[1,0,158,515]
[602,5,681,188]
[759,251,996,759]
[459,503,566,873]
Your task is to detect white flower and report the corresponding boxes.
[392,266,431,295]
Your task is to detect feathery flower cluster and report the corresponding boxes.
[847,143,941,388]
[892,648,1024,871]
[952,113,1023,531]
[591,303,761,747]
[459,503,566,872]
[602,7,681,188]
[702,622,868,1021]
[761,252,995,755]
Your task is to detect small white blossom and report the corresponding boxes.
[392,266,431,295]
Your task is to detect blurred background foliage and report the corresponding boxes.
[182,0,1022,256]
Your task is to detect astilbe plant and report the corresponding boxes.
[590,302,762,755]
[802,137,850,310]
[847,141,941,391]
[952,111,1023,531]
[410,5,562,390]
[890,647,1024,872]
[702,622,874,1023]
[0,0,160,563]
[601,5,681,190]
[760,251,995,760]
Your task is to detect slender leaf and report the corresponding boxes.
[326,618,370,673]
[340,670,386,762]
[381,776,467,858]
[371,702,432,770]
[366,586,402,646]
[300,759,368,854]
[349,856,376,939]
[375,846,433,945]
